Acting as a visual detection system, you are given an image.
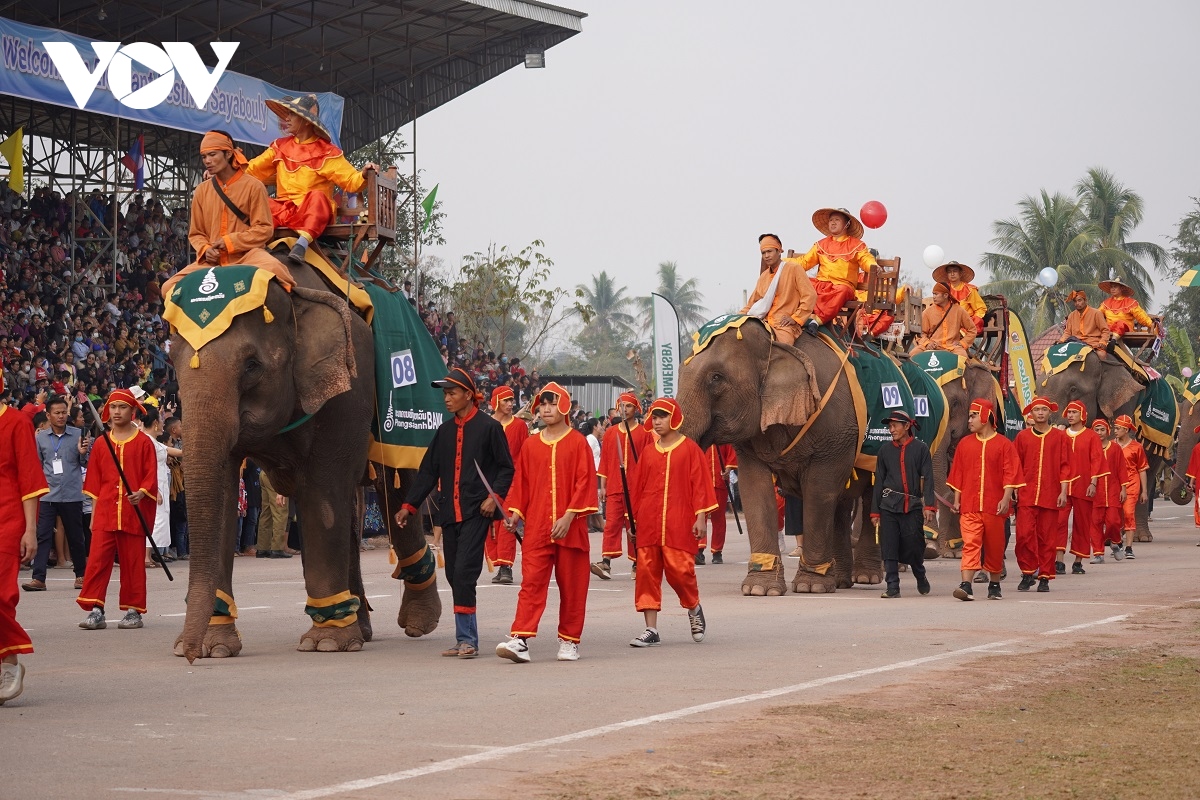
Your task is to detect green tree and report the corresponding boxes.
[635,261,709,338]
[1074,167,1165,303]
[575,271,636,362]
[1161,199,1200,362]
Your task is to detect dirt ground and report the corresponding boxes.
[530,603,1200,800]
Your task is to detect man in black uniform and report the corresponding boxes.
[395,367,514,658]
[870,410,936,598]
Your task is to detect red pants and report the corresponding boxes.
[959,512,1005,573]
[860,310,896,336]
[635,546,700,612]
[269,193,332,240]
[1108,320,1132,336]
[705,484,729,553]
[1092,503,1123,552]
[1121,484,1139,531]
[77,530,147,613]
[811,279,857,325]
[484,519,517,566]
[509,543,589,642]
[1015,505,1058,580]
[1058,496,1094,558]
[0,549,33,658]
[602,493,634,560]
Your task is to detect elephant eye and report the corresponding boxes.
[243,358,263,380]
[709,372,723,384]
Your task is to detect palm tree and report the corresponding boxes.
[981,191,1094,336]
[575,271,636,359]
[635,261,709,337]
[1075,167,1166,303]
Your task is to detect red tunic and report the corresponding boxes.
[1187,442,1200,483]
[1064,427,1107,499]
[597,421,653,497]
[501,417,529,463]
[1014,427,1072,509]
[1093,442,1129,508]
[0,406,49,548]
[505,428,598,551]
[705,444,737,490]
[83,429,159,535]
[630,436,718,553]
[947,431,1024,513]
[1120,439,1149,492]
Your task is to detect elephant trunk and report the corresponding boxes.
[176,392,241,663]
[677,381,712,448]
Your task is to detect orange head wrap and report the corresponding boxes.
[1066,290,1088,303]
[1112,414,1135,432]
[199,130,248,169]
[539,381,572,416]
[969,398,996,428]
[1064,399,1088,422]
[932,281,953,296]
[617,392,641,412]
[644,396,684,431]
[1022,397,1058,416]
[759,235,783,253]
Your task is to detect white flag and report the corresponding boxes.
[651,292,680,398]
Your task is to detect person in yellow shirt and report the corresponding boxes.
[788,208,878,333]
[740,233,817,345]
[1097,279,1154,338]
[246,94,377,265]
[931,261,986,335]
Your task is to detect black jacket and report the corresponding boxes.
[872,435,935,515]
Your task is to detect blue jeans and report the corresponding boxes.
[238,506,261,552]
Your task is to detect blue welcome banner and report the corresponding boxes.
[0,17,344,147]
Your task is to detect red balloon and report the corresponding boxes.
[860,200,887,229]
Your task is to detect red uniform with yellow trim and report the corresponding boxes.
[1091,439,1129,552]
[790,235,878,325]
[246,136,366,240]
[0,404,49,657]
[702,444,737,554]
[77,429,159,614]
[597,420,653,560]
[1014,425,1071,580]
[1185,431,1200,528]
[1059,426,1106,557]
[947,423,1024,574]
[504,427,598,642]
[485,417,530,567]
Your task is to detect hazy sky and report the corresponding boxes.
[415,0,1198,328]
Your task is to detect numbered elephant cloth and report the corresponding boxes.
[1133,377,1178,458]
[897,358,948,454]
[163,266,277,368]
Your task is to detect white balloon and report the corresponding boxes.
[922,245,945,269]
[1184,367,1194,379]
[1037,266,1059,288]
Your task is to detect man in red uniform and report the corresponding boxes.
[77,388,159,631]
[593,392,652,580]
[627,398,717,647]
[1013,398,1071,593]
[0,374,49,705]
[695,444,737,565]
[496,383,598,663]
[1186,425,1200,537]
[1090,418,1129,564]
[1112,414,1148,559]
[486,385,528,585]
[947,399,1023,601]
[1058,400,1106,575]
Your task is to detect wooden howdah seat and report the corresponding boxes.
[1120,315,1163,360]
[273,166,398,273]
[783,252,902,341]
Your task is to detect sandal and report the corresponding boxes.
[145,561,161,568]
[457,643,478,659]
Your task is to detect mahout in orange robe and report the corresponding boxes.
[0,406,49,657]
[597,421,653,560]
[1059,306,1112,351]
[740,261,817,343]
[504,428,598,642]
[911,301,976,357]
[486,417,530,568]
[1014,426,1071,580]
[947,431,1023,573]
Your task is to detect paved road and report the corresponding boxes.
[5,509,1198,799]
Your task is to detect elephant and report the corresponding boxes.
[171,258,441,661]
[1162,398,1198,508]
[677,319,872,595]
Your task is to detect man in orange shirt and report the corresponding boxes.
[1111,414,1148,559]
[932,261,987,335]
[789,208,879,332]
[910,282,977,357]
[1058,290,1112,353]
[696,444,737,565]
[628,398,716,647]
[485,385,528,585]
[947,399,1024,601]
[1089,418,1129,564]
[1058,400,1107,575]
[593,392,652,580]
[740,234,816,345]
[1013,397,1071,592]
[1098,279,1154,338]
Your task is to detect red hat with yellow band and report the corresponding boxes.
[1112,414,1135,431]
[490,385,514,405]
[1022,397,1058,416]
[644,396,684,431]
[538,381,572,416]
[101,387,146,423]
[969,398,996,427]
[1064,399,1088,422]
[617,392,641,412]
[1091,418,1110,433]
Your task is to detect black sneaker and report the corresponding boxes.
[497,565,514,585]
[1125,547,1135,559]
[953,581,974,601]
[1071,561,1086,575]
[881,587,900,599]
[711,551,723,564]
[916,576,931,595]
[694,550,706,566]
[804,320,819,336]
[1055,561,1066,575]
[1037,577,1050,592]
[987,581,1002,600]
[688,605,706,642]
[490,570,503,584]
[630,628,661,648]
[1017,575,1036,592]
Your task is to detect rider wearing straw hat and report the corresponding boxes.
[1098,278,1154,338]
[787,207,880,333]
[931,261,987,335]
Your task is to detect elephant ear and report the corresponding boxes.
[291,285,359,414]
[759,343,821,432]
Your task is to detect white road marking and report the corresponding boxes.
[1041,615,1128,635]
[1018,601,1163,608]
[364,595,391,599]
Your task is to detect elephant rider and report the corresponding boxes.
[909,282,976,357]
[947,399,1023,601]
[1013,397,1071,593]
[739,233,816,345]
[1111,414,1147,559]
[1089,418,1129,565]
[163,130,295,298]
[930,261,986,335]
[394,367,514,659]
[593,392,652,580]
[246,94,378,266]
[1058,290,1111,356]
[870,410,935,599]
[1098,279,1154,339]
[787,208,879,335]
[1058,400,1106,575]
[485,385,529,585]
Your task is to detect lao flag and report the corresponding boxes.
[120,135,145,190]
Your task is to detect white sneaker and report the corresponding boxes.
[495,636,530,663]
[1111,544,1125,561]
[0,662,25,705]
[1090,554,1104,565]
[117,610,144,629]
[79,608,106,630]
[556,638,580,661]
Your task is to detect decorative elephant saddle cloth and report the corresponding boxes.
[1135,377,1177,458]
[910,350,966,388]
[1041,340,1149,384]
[688,314,769,361]
[1184,371,1200,408]
[163,266,277,366]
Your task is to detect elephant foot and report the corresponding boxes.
[923,543,939,560]
[741,567,787,597]
[938,546,962,559]
[792,569,838,594]
[173,624,243,659]
[1135,531,1153,543]
[852,565,884,585]
[396,580,442,637]
[357,600,373,643]
[298,622,365,652]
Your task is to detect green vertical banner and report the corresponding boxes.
[364,282,447,469]
[420,184,438,233]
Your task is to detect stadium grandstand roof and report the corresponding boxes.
[0,0,586,152]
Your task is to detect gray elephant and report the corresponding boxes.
[169,260,440,661]
[1162,388,1198,508]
